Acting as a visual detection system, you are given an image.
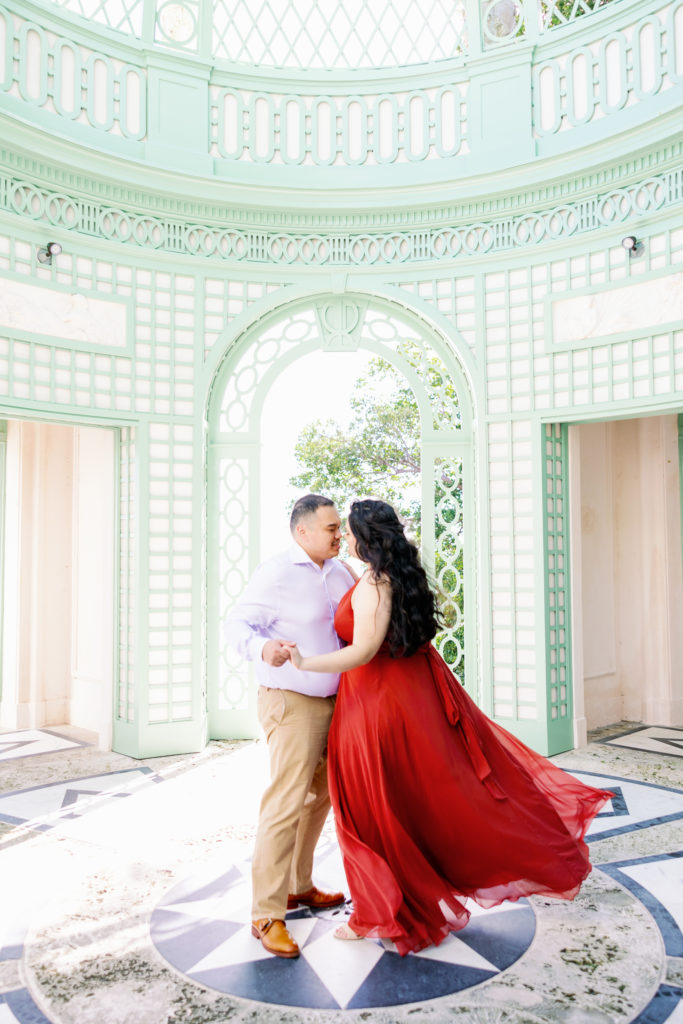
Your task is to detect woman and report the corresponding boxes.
[286,499,612,957]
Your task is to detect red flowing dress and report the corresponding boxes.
[327,584,613,957]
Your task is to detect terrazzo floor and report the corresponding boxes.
[0,722,682,1024]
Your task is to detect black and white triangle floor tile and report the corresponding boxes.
[151,849,535,1010]
[0,729,87,762]
[600,726,683,758]
[0,768,159,830]
[571,770,683,841]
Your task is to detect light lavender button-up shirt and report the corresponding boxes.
[224,542,355,698]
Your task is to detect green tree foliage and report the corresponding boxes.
[289,356,465,675]
[541,0,613,29]
[289,357,422,526]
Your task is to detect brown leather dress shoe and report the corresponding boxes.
[286,885,346,910]
[251,918,300,958]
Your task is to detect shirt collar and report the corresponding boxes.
[289,541,335,574]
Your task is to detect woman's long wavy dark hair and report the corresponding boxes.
[348,499,440,658]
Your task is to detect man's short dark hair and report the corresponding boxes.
[290,494,335,531]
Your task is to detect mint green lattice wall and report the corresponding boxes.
[484,419,537,726]
[3,202,683,757]
[488,234,683,419]
[117,424,135,725]
[543,423,572,752]
[502,228,681,747]
[0,222,294,755]
[389,217,683,751]
[146,421,195,724]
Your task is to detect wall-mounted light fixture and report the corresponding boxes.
[621,235,644,258]
[37,241,62,265]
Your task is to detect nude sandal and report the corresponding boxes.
[333,922,363,940]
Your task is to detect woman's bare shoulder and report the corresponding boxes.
[353,571,392,599]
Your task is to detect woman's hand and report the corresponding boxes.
[283,641,304,669]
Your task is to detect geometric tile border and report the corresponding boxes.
[599,726,683,760]
[0,989,52,1024]
[0,730,88,763]
[0,769,160,832]
[576,770,683,843]
[599,851,683,958]
[633,983,683,1024]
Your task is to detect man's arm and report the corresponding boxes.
[286,575,391,673]
[224,562,283,664]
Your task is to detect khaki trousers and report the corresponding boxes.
[251,685,336,920]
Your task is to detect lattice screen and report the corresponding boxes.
[216,455,252,714]
[396,277,478,352]
[432,455,464,674]
[543,422,571,741]
[117,424,136,723]
[147,422,195,723]
[38,0,623,55]
[482,239,683,423]
[211,0,468,69]
[202,277,284,360]
[48,0,144,34]
[486,420,537,720]
[133,270,195,418]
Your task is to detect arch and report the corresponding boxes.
[201,282,479,419]
[206,292,477,739]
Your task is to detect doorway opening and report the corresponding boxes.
[0,419,116,749]
[570,413,683,743]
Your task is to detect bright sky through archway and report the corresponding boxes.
[259,349,376,559]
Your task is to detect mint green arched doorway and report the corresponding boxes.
[206,294,476,739]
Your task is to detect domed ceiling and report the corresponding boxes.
[41,0,612,70]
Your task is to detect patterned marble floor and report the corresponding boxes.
[0,725,682,1024]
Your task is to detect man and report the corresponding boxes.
[224,494,356,958]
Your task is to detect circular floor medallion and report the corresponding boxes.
[150,842,535,1010]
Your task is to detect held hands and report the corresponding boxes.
[282,641,304,670]
[261,638,304,669]
[261,639,291,667]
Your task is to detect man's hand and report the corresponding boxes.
[261,639,291,667]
